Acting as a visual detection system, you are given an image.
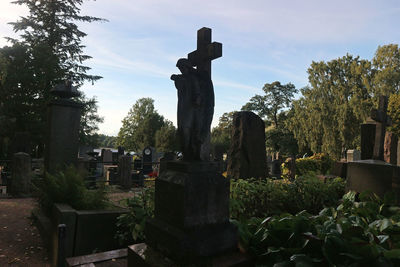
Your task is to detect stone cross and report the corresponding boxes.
[187,27,222,77]
[371,95,392,161]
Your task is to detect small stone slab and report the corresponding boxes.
[65,248,127,266]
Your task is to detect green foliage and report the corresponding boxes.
[239,191,400,266]
[211,111,235,157]
[0,0,105,156]
[155,120,178,152]
[97,134,118,148]
[289,153,334,176]
[117,98,166,151]
[230,175,345,222]
[242,81,297,127]
[33,166,108,214]
[78,94,104,147]
[288,55,373,159]
[115,187,154,244]
[388,94,400,137]
[372,44,400,96]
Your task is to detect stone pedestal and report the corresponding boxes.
[45,99,83,174]
[11,152,31,196]
[143,161,238,264]
[346,160,400,198]
[118,155,132,189]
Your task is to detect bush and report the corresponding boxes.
[115,186,154,244]
[282,153,334,176]
[33,165,108,214]
[236,191,400,266]
[230,175,345,221]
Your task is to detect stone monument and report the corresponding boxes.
[128,27,244,266]
[346,96,400,198]
[227,111,267,179]
[44,80,83,174]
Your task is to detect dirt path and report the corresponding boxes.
[0,198,50,266]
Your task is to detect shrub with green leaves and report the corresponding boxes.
[115,186,154,244]
[283,153,334,176]
[230,175,345,221]
[33,165,108,214]
[236,191,400,266]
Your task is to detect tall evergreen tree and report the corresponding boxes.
[0,0,106,154]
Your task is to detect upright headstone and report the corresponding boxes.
[142,146,153,175]
[118,155,132,189]
[44,81,83,173]
[227,111,267,179]
[102,149,113,163]
[129,27,243,266]
[347,149,361,162]
[371,96,391,161]
[10,152,31,196]
[361,122,376,160]
[271,159,281,179]
[384,131,398,165]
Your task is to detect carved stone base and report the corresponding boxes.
[145,161,238,263]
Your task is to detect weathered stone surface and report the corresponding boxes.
[118,155,132,189]
[384,131,398,165]
[227,111,267,179]
[347,149,361,162]
[10,152,31,196]
[346,160,400,198]
[146,161,237,263]
[332,161,347,178]
[44,99,83,173]
[102,149,113,163]
[361,123,375,160]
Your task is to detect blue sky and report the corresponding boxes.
[1,0,399,136]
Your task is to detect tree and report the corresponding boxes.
[1,0,105,155]
[78,94,104,147]
[241,81,297,127]
[211,111,235,156]
[287,54,373,159]
[98,134,117,148]
[372,44,400,96]
[117,98,165,151]
[388,94,400,137]
[155,120,178,152]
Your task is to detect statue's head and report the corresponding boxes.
[176,58,192,74]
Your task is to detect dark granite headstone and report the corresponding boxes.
[142,146,153,175]
[371,96,391,161]
[227,111,267,179]
[118,155,132,189]
[361,123,376,160]
[44,81,83,173]
[271,159,281,179]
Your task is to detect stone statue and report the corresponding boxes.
[171,58,214,161]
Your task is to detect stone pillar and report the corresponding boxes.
[118,155,132,189]
[384,131,398,165]
[347,149,361,162]
[11,152,31,196]
[45,99,83,174]
[227,111,266,179]
[361,123,376,160]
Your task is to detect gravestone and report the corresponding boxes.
[142,146,153,175]
[44,81,83,173]
[10,152,31,196]
[371,96,391,160]
[227,111,267,179]
[102,149,113,163]
[129,27,243,266]
[347,149,361,162]
[384,131,398,165]
[271,159,281,179]
[118,155,132,189]
[361,122,376,160]
[346,95,400,198]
